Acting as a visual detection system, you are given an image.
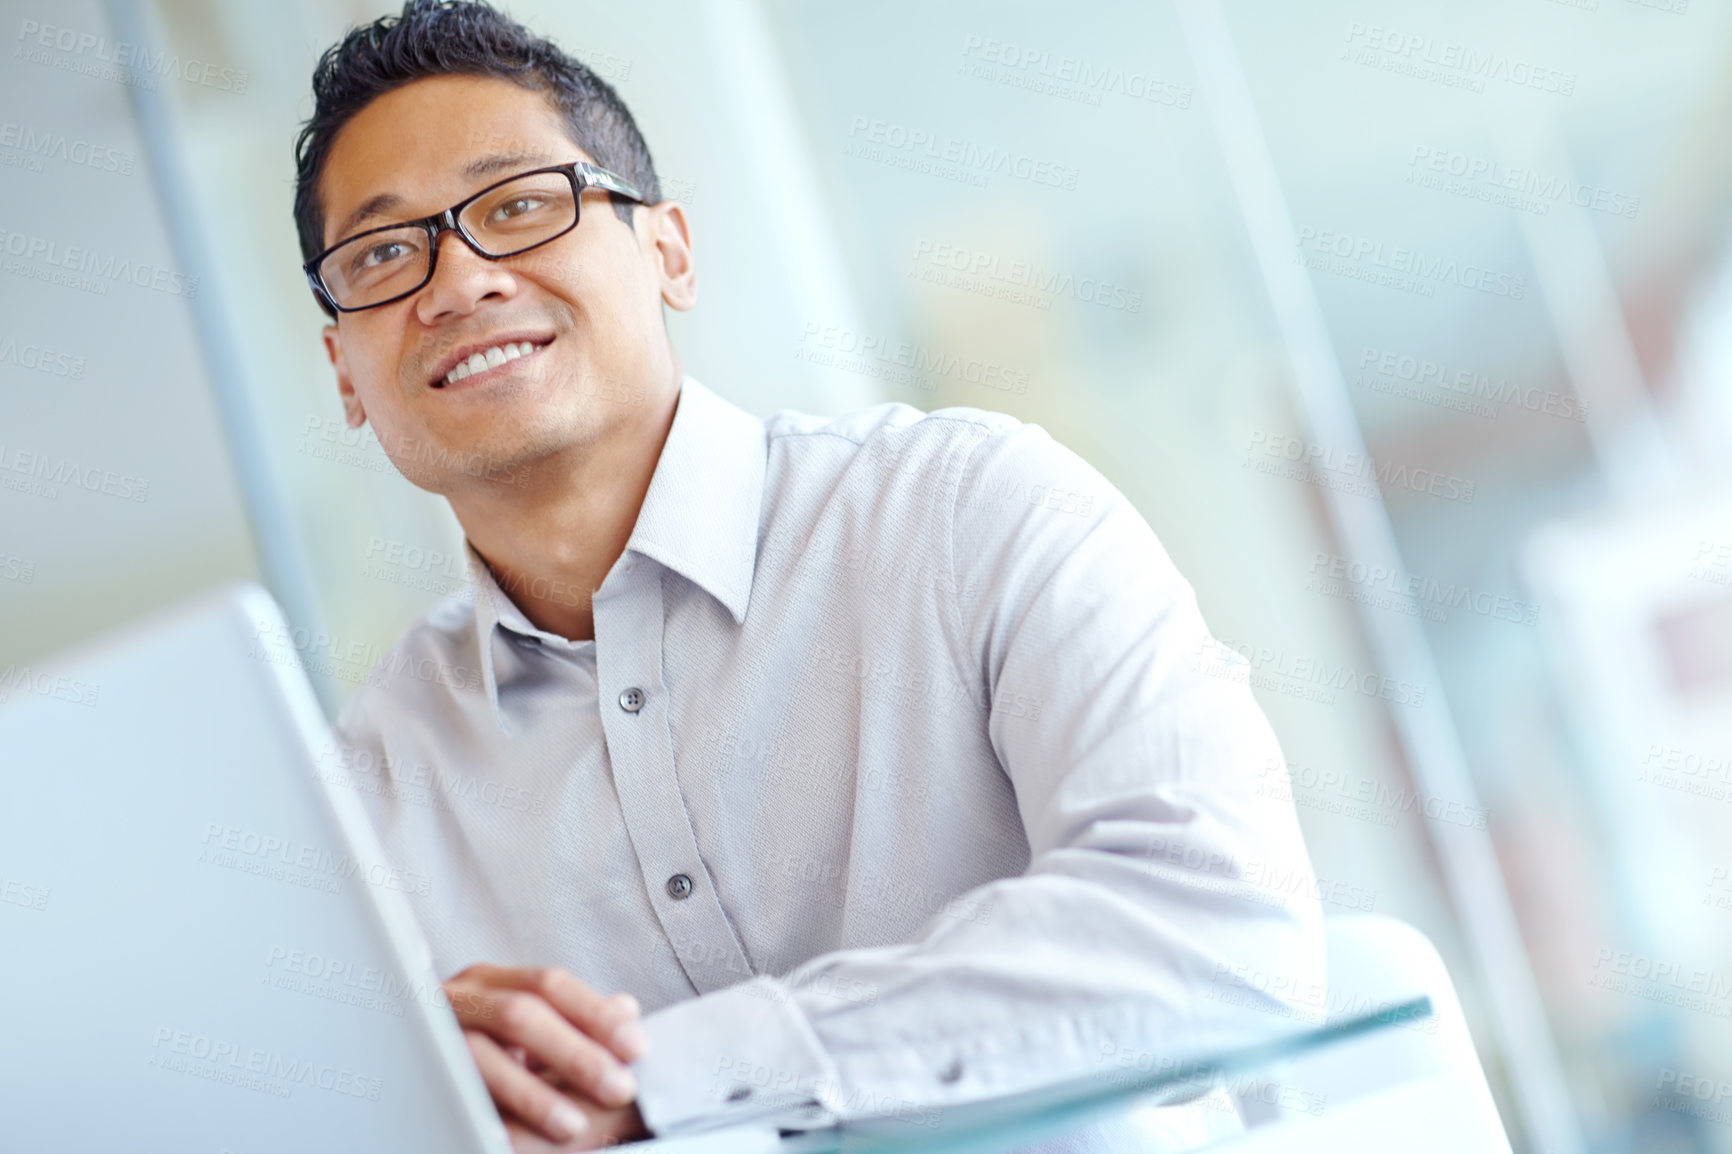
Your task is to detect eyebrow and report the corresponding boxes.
[328,152,559,246]
[331,192,408,244]
[463,151,555,179]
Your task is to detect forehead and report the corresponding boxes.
[318,74,583,246]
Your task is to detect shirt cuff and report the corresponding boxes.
[632,977,844,1137]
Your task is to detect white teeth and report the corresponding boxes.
[443,341,542,385]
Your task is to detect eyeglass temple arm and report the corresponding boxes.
[576,161,646,204]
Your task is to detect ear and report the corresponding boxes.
[646,201,696,312]
[322,323,367,429]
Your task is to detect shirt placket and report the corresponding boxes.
[594,559,755,995]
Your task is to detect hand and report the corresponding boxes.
[444,964,649,1146]
[504,1095,648,1152]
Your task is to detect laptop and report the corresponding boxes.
[0,582,513,1153]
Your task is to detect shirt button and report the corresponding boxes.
[666,873,693,900]
[619,687,646,713]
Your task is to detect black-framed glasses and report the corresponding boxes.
[303,160,646,315]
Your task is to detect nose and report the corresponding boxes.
[415,226,518,324]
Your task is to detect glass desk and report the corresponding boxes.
[630,996,1433,1154]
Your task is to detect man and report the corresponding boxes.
[301,2,1325,1149]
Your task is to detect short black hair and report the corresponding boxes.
[293,0,660,291]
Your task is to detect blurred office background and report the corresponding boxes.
[3,0,1731,1149]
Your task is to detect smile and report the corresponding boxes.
[438,339,549,387]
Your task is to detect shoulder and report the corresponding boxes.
[332,590,483,746]
[760,397,1115,528]
[764,398,1025,474]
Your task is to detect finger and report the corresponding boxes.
[504,1117,594,1154]
[491,967,648,1063]
[470,989,639,1107]
[469,1031,593,1145]
[446,966,643,1059]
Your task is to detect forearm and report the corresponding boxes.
[631,807,1324,1136]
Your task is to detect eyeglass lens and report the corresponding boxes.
[318,171,578,309]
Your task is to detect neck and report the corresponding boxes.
[449,371,682,642]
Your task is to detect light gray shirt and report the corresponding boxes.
[331,376,1325,1148]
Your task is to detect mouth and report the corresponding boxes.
[429,335,554,389]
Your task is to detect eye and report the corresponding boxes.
[361,240,412,267]
[346,237,418,279]
[488,195,547,223]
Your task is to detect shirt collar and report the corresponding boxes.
[467,375,767,729]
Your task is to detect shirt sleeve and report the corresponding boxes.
[631,418,1327,1138]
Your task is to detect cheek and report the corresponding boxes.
[345,342,417,427]
[338,320,408,387]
